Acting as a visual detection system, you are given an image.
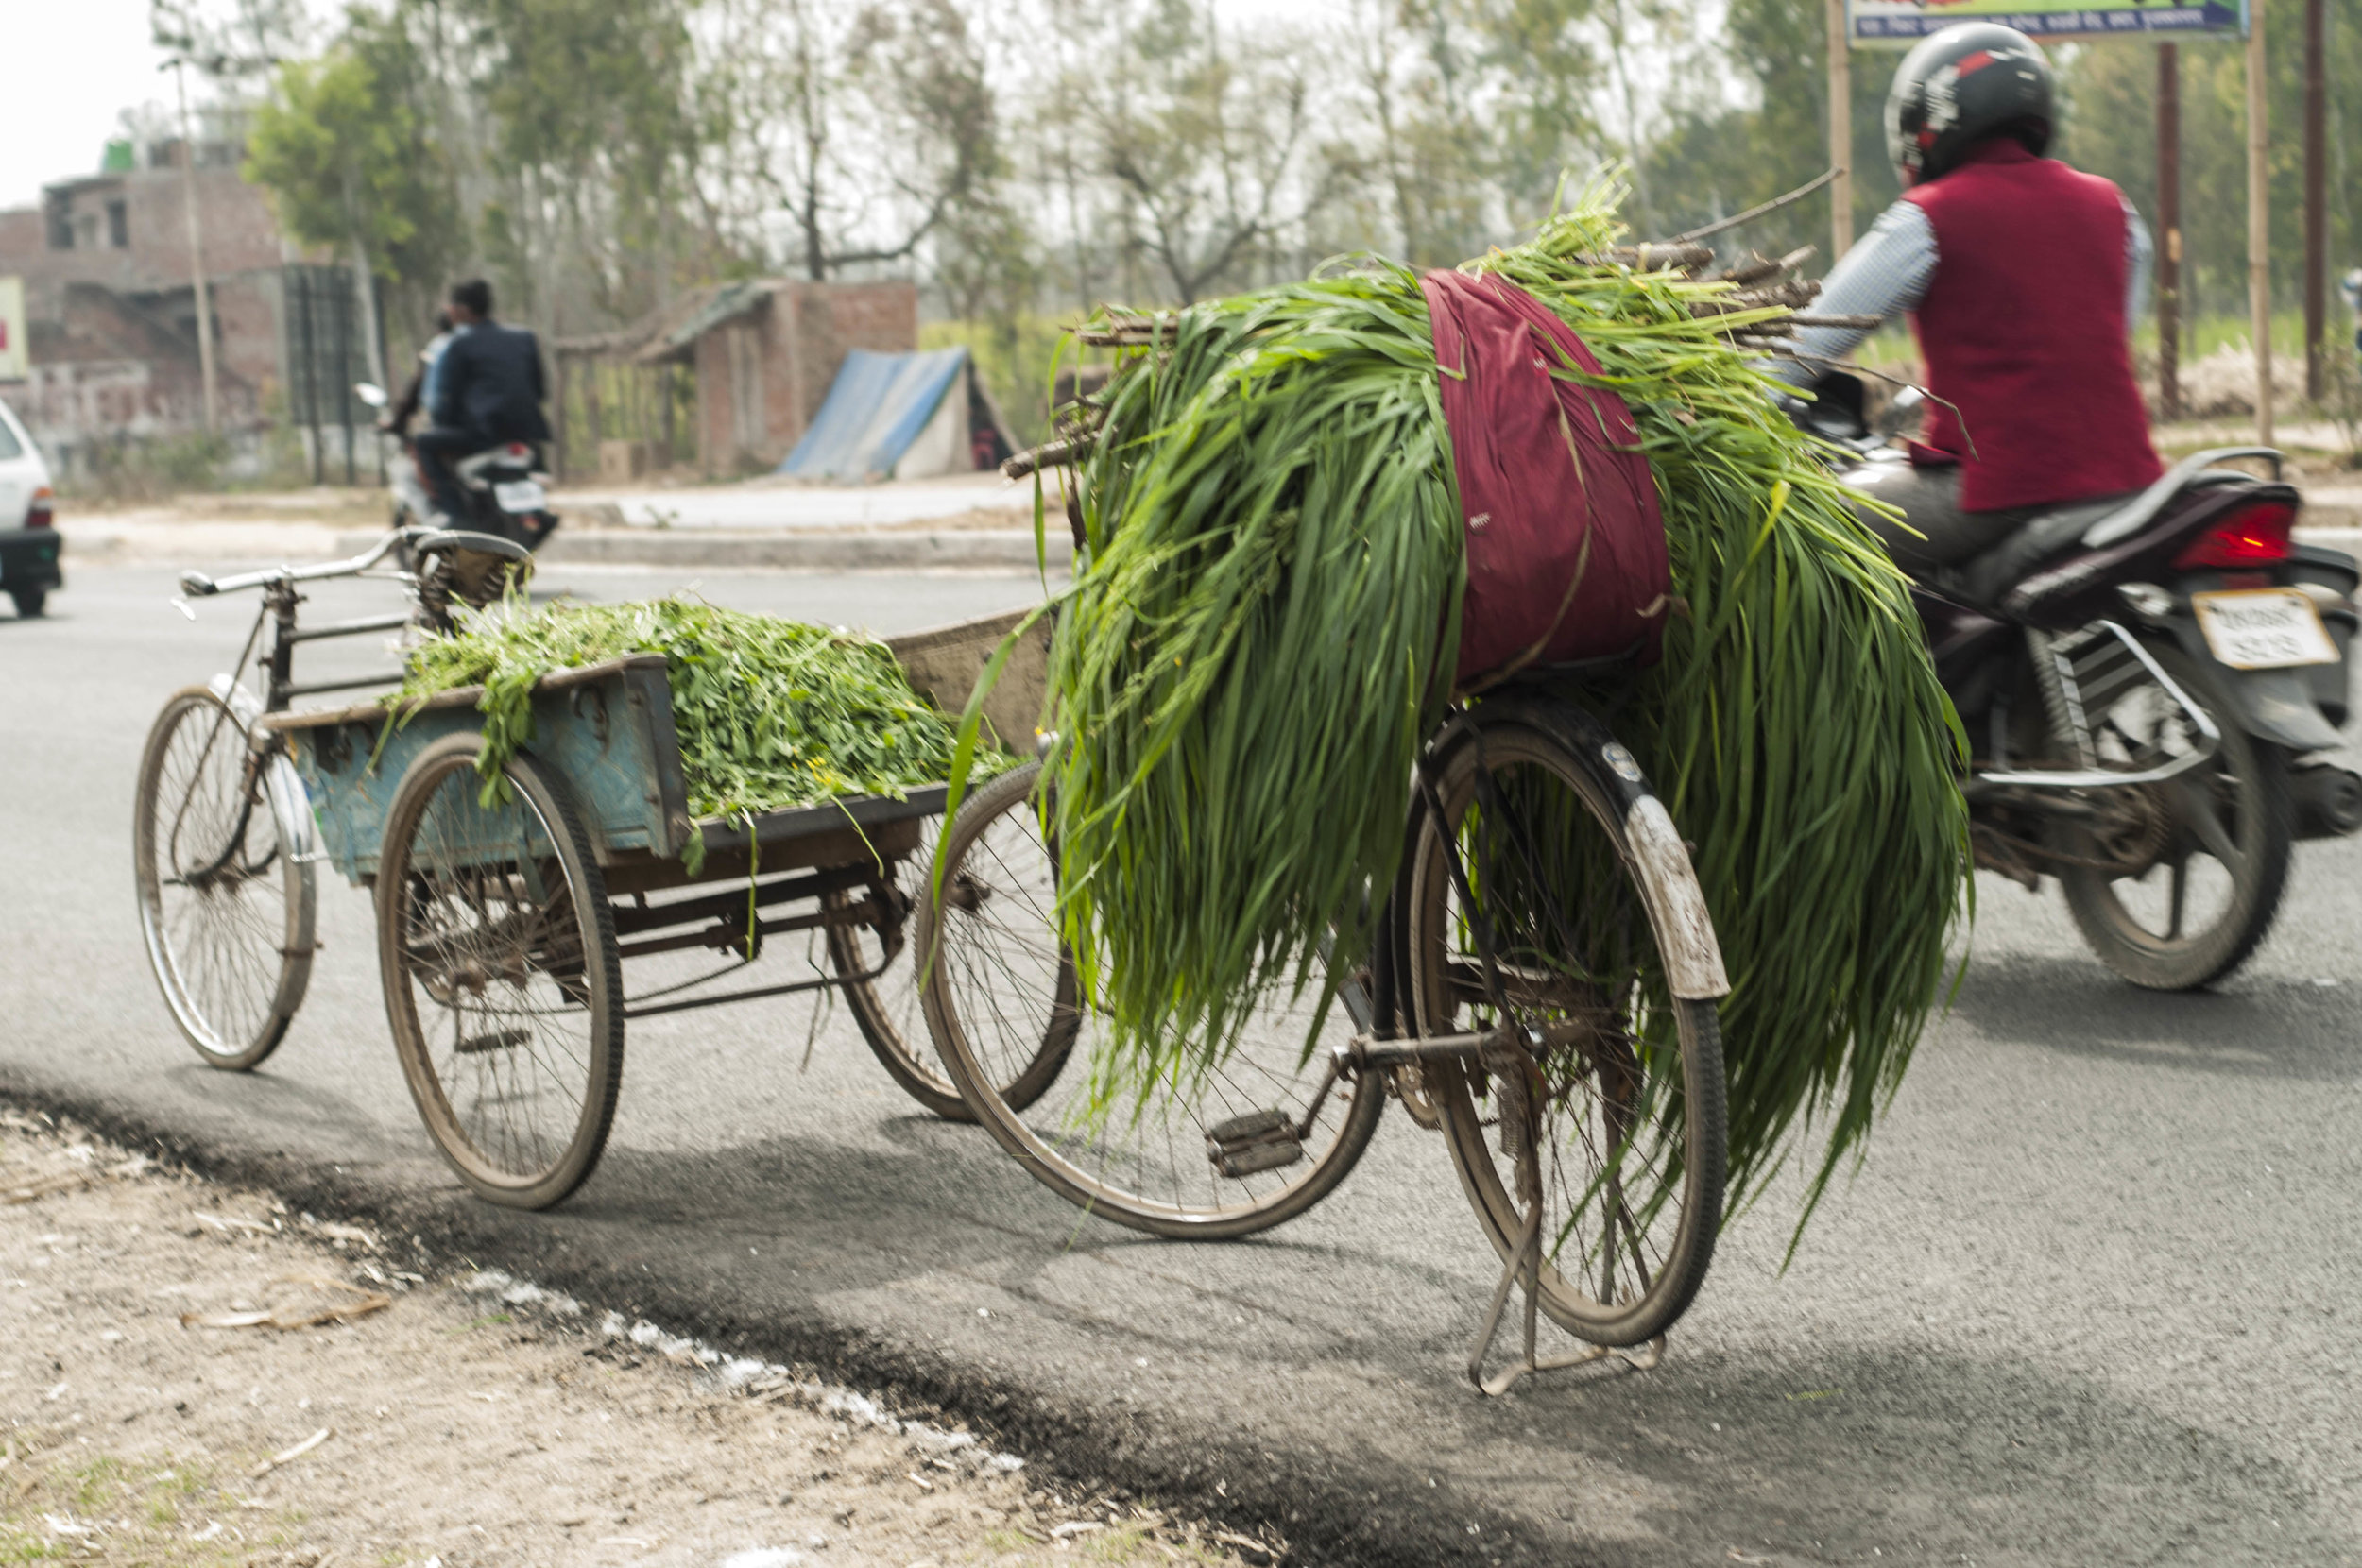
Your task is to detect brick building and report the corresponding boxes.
[0,140,369,476]
[620,279,918,477]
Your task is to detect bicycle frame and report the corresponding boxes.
[166,529,432,871]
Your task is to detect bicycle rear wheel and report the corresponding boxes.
[920,760,1384,1239]
[133,686,316,1070]
[377,734,625,1210]
[1400,697,1725,1347]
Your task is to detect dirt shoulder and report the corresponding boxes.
[0,1110,1267,1568]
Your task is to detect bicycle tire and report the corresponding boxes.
[1401,696,1725,1347]
[133,686,316,1070]
[2057,638,2294,990]
[826,821,1017,1121]
[376,734,625,1210]
[920,760,1384,1240]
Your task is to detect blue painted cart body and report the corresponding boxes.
[261,653,950,889]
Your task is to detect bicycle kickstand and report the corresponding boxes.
[1465,1082,1666,1396]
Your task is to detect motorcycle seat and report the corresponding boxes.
[453,442,542,486]
[1950,447,2282,609]
[1951,495,2126,607]
[411,527,532,565]
[2075,446,2282,549]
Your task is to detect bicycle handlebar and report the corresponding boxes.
[177,529,414,600]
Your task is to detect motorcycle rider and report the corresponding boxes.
[412,279,553,528]
[1778,23,2164,577]
[378,309,454,438]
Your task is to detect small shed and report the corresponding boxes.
[633,279,921,477]
[776,347,1013,482]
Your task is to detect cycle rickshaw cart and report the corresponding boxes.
[133,525,1062,1210]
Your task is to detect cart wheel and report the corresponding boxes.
[1401,697,1725,1348]
[376,733,625,1210]
[919,760,1384,1239]
[826,834,985,1120]
[134,686,317,1070]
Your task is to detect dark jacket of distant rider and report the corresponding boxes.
[1779,23,2164,523]
[427,289,553,447]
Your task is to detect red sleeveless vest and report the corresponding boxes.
[1903,142,2163,513]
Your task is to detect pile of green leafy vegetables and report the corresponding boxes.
[389,597,967,870]
[1007,176,1970,1232]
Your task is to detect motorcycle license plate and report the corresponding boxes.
[2191,588,2339,670]
[493,479,547,513]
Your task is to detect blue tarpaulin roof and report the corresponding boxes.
[777,348,968,482]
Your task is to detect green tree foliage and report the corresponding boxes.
[244,25,459,298]
[245,26,464,378]
[1641,0,1897,261]
[462,0,707,323]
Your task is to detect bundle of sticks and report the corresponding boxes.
[1005,241,1874,483]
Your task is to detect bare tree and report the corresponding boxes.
[1077,2,1351,304]
[698,0,999,281]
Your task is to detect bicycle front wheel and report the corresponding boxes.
[920,760,1385,1240]
[1401,697,1725,1347]
[134,687,316,1070]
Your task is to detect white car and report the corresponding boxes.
[0,397,59,618]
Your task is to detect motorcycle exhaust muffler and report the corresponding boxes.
[2290,761,2362,840]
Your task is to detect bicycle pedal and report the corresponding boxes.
[1206,1110,1303,1178]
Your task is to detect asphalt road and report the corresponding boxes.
[6,562,2362,1567]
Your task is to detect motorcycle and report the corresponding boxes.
[352,383,560,554]
[1801,371,2362,989]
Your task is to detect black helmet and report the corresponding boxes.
[1884,23,2055,185]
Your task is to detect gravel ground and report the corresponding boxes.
[0,1110,1267,1568]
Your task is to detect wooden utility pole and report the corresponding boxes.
[170,60,220,435]
[2247,0,2273,446]
[1827,0,1854,256]
[2158,43,2182,421]
[2303,0,2327,400]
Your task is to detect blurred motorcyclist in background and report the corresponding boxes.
[410,280,553,525]
[379,309,453,438]
[1775,23,2164,575]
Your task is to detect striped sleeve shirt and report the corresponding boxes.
[1774,194,2154,386]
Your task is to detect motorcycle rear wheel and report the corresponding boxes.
[2057,640,2293,991]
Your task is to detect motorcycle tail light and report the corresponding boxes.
[2172,501,2296,570]
[24,486,52,529]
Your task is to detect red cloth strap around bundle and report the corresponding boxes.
[1420,269,1670,687]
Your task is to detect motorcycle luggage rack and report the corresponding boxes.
[1974,619,2219,792]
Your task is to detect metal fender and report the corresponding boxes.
[2165,622,2346,751]
[2217,668,2346,751]
[1622,794,1731,1001]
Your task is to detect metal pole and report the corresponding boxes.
[2304,0,2327,401]
[336,266,354,486]
[2159,43,2182,422]
[171,61,220,435]
[1827,0,1854,256]
[297,267,322,486]
[2248,0,2274,447]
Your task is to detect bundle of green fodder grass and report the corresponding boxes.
[1038,179,1970,1225]
[390,598,970,869]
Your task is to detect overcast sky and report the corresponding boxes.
[0,0,180,211]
